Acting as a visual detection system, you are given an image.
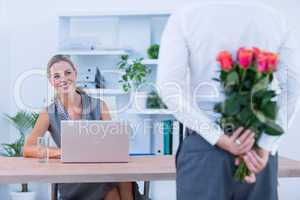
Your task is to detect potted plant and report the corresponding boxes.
[147,44,160,59]
[146,90,167,109]
[118,55,151,92]
[118,55,151,110]
[1,111,38,200]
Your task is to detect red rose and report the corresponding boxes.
[252,47,261,59]
[257,52,268,73]
[237,48,253,69]
[237,47,245,60]
[217,51,233,71]
[267,52,278,72]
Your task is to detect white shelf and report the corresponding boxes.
[57,10,170,154]
[127,109,174,115]
[83,88,128,95]
[128,59,158,65]
[58,10,172,18]
[55,49,128,56]
[127,108,219,118]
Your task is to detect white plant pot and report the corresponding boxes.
[133,91,148,110]
[10,191,36,200]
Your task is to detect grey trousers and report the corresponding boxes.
[176,128,278,200]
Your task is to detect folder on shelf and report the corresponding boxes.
[172,121,180,155]
[163,120,172,155]
[153,121,164,155]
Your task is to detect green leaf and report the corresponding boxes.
[3,111,38,135]
[226,71,239,86]
[253,110,267,123]
[122,84,129,92]
[251,76,269,95]
[261,102,278,120]
[220,71,228,82]
[118,63,126,69]
[1,136,24,157]
[213,102,223,113]
[224,94,240,115]
[147,44,160,59]
[121,55,128,60]
[264,120,284,136]
[250,120,264,138]
[261,91,276,106]
[238,92,250,106]
[237,106,252,124]
[117,56,151,92]
[212,78,220,82]
[2,145,15,156]
[242,68,257,89]
[243,79,252,90]
[122,75,128,81]
[269,73,274,82]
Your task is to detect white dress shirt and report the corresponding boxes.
[157,1,300,155]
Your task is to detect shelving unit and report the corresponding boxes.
[55,49,129,56]
[57,10,171,154]
[126,109,175,115]
[83,88,128,95]
[126,109,220,119]
[58,10,172,17]
[55,11,195,198]
[128,59,158,65]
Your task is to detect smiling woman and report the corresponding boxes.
[23,55,142,200]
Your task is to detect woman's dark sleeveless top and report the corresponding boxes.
[47,92,118,200]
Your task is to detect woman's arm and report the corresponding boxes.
[23,109,61,158]
[100,101,112,120]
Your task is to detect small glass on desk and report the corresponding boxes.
[37,136,49,163]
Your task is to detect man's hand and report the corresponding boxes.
[235,147,270,183]
[216,127,255,156]
[243,147,269,174]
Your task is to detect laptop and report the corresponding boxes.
[61,120,130,163]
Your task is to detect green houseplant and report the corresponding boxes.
[146,90,167,109]
[118,55,151,92]
[1,111,38,199]
[147,44,160,59]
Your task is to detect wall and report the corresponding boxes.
[1,0,299,199]
[0,0,10,138]
[0,0,10,198]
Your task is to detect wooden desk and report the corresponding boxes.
[278,156,300,177]
[0,156,300,183]
[0,155,300,184]
[0,156,175,184]
[1,156,299,200]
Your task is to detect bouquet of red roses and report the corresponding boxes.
[214,47,284,181]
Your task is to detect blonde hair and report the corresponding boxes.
[47,55,76,77]
[47,55,85,95]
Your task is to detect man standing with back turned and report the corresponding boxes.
[157,1,300,200]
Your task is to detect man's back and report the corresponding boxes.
[158,0,298,150]
[177,2,287,91]
[159,1,289,102]
[157,2,299,200]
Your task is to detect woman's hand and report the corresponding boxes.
[48,147,61,159]
[216,127,255,156]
